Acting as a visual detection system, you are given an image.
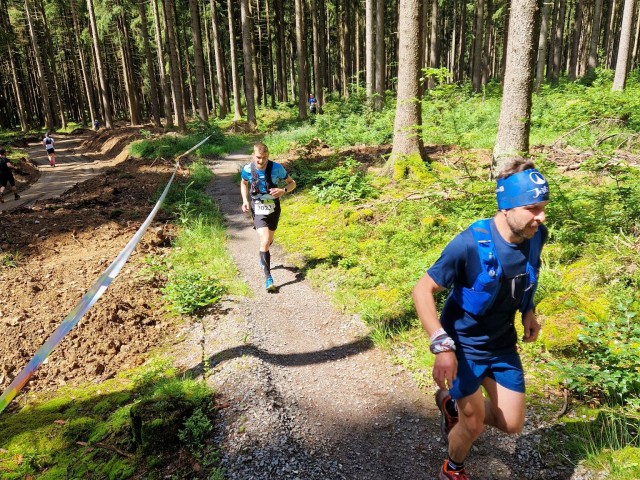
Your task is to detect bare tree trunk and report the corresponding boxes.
[151,0,173,127]
[587,0,605,74]
[482,0,493,86]
[188,0,208,122]
[310,0,324,111]
[70,2,96,128]
[365,0,375,98]
[240,0,257,126]
[568,0,582,80]
[428,0,439,88]
[87,0,113,128]
[535,0,551,90]
[549,0,566,81]
[273,0,286,101]
[25,0,55,130]
[317,0,327,107]
[136,0,162,126]
[387,0,425,173]
[457,0,467,82]
[210,0,229,118]
[472,0,485,92]
[374,0,385,109]
[493,0,541,175]
[604,0,619,68]
[265,0,276,108]
[227,0,244,119]
[163,0,186,131]
[294,0,308,119]
[632,1,640,67]
[612,0,636,90]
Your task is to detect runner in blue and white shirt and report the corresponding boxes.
[42,132,56,167]
[240,143,296,292]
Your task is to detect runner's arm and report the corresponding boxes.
[270,175,296,199]
[240,179,250,212]
[413,273,457,389]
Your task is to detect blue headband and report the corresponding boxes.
[495,169,549,209]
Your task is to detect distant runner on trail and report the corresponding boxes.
[240,143,296,292]
[412,160,550,480]
[0,149,21,203]
[42,132,56,167]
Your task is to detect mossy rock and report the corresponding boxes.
[129,397,194,455]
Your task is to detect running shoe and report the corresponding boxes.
[265,275,276,292]
[435,388,459,438]
[438,460,470,479]
[0,196,4,203]
[14,193,20,200]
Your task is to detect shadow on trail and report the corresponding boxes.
[184,336,374,379]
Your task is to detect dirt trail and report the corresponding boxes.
[172,152,580,480]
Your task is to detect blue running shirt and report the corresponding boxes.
[241,162,289,198]
[427,219,548,359]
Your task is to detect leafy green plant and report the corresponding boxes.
[162,270,226,315]
[310,157,378,204]
[178,407,214,455]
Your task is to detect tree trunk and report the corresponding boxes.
[25,0,55,130]
[535,0,551,90]
[632,1,640,68]
[137,0,162,126]
[482,0,493,86]
[493,0,541,175]
[612,0,636,90]
[163,0,186,131]
[227,0,244,119]
[310,0,324,111]
[568,0,582,80]
[365,0,375,98]
[587,0,605,74]
[457,0,467,82]
[189,0,208,122]
[265,0,277,108]
[374,0,385,109]
[240,0,257,126]
[428,0,439,89]
[71,2,97,128]
[472,0,485,92]
[386,0,425,173]
[549,0,566,81]
[294,0,308,119]
[604,0,619,68]
[117,5,142,125]
[210,0,229,118]
[151,0,173,127]
[87,0,113,128]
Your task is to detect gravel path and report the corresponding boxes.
[172,153,590,480]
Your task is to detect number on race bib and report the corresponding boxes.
[254,200,275,215]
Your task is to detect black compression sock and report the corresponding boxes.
[447,457,465,472]
[259,251,271,276]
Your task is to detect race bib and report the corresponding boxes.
[254,199,275,215]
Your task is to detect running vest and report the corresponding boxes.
[250,161,276,198]
[450,219,543,316]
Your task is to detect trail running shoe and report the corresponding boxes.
[0,196,4,203]
[14,193,20,200]
[438,460,470,479]
[265,275,276,292]
[435,388,459,439]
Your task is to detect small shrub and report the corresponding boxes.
[162,270,226,315]
[310,157,378,204]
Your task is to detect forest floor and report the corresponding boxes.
[0,129,597,479]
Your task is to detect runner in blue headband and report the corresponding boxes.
[413,160,549,480]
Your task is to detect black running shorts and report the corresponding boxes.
[0,173,15,188]
[251,200,281,231]
[46,148,55,154]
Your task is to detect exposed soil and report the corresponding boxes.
[0,128,180,396]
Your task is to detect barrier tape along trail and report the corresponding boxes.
[0,135,211,414]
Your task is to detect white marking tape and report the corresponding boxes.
[0,135,211,413]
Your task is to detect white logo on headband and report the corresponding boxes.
[529,172,547,185]
[529,185,549,198]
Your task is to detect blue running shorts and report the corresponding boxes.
[448,352,525,400]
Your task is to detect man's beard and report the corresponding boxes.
[506,213,536,241]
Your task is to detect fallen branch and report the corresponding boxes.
[76,441,134,459]
[554,388,570,420]
[551,118,625,148]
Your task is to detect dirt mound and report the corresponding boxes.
[79,127,144,158]
[0,156,185,398]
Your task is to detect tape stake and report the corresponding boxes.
[0,136,210,414]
